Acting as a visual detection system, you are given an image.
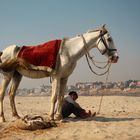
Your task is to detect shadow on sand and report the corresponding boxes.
[64,116,140,123]
[93,116,140,122]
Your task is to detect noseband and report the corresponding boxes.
[98,31,117,55]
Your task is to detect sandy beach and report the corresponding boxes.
[0,93,140,140]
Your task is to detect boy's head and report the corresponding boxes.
[69,91,78,101]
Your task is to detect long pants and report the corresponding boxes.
[62,100,84,118]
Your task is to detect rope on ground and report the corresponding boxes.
[97,66,111,114]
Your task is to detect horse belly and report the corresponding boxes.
[17,68,51,79]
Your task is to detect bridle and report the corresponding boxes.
[80,29,116,76]
[97,30,117,55]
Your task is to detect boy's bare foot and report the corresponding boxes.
[88,110,96,117]
[91,112,96,117]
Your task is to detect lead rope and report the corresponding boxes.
[81,34,111,76]
[97,65,111,114]
[80,34,112,114]
[85,51,111,114]
[85,53,111,76]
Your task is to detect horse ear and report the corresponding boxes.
[102,24,108,34]
[102,24,106,28]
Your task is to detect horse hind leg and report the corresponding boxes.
[49,77,60,120]
[55,77,68,120]
[0,74,11,122]
[9,71,22,120]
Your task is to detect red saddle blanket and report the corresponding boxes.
[17,40,62,69]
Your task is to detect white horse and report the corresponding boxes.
[0,25,118,122]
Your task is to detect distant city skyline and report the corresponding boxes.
[0,0,140,88]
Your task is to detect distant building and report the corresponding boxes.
[136,81,140,88]
[67,85,77,92]
[76,82,94,90]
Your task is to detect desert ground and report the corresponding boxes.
[0,92,140,140]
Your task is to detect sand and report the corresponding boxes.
[0,94,140,140]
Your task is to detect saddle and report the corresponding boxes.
[17,40,62,70]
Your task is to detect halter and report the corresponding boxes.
[97,30,117,55]
[80,29,113,76]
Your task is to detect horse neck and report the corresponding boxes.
[65,31,100,61]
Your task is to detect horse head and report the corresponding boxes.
[96,25,119,63]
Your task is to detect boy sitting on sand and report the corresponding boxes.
[62,91,96,118]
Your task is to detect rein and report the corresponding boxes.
[97,68,110,114]
[81,34,111,76]
[81,32,112,114]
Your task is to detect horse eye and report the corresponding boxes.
[107,37,112,42]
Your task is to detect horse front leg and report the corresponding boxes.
[9,71,22,120]
[56,77,68,120]
[49,77,60,120]
[0,74,11,122]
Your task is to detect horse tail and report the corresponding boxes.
[0,58,19,72]
[0,52,2,63]
[0,58,31,72]
[0,52,2,56]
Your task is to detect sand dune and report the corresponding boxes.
[0,94,140,140]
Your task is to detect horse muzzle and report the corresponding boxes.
[108,55,119,63]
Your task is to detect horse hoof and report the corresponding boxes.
[11,115,20,121]
[54,114,62,121]
[49,116,55,121]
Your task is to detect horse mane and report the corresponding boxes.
[87,24,107,34]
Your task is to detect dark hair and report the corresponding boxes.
[69,91,78,97]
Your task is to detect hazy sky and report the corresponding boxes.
[0,0,140,88]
